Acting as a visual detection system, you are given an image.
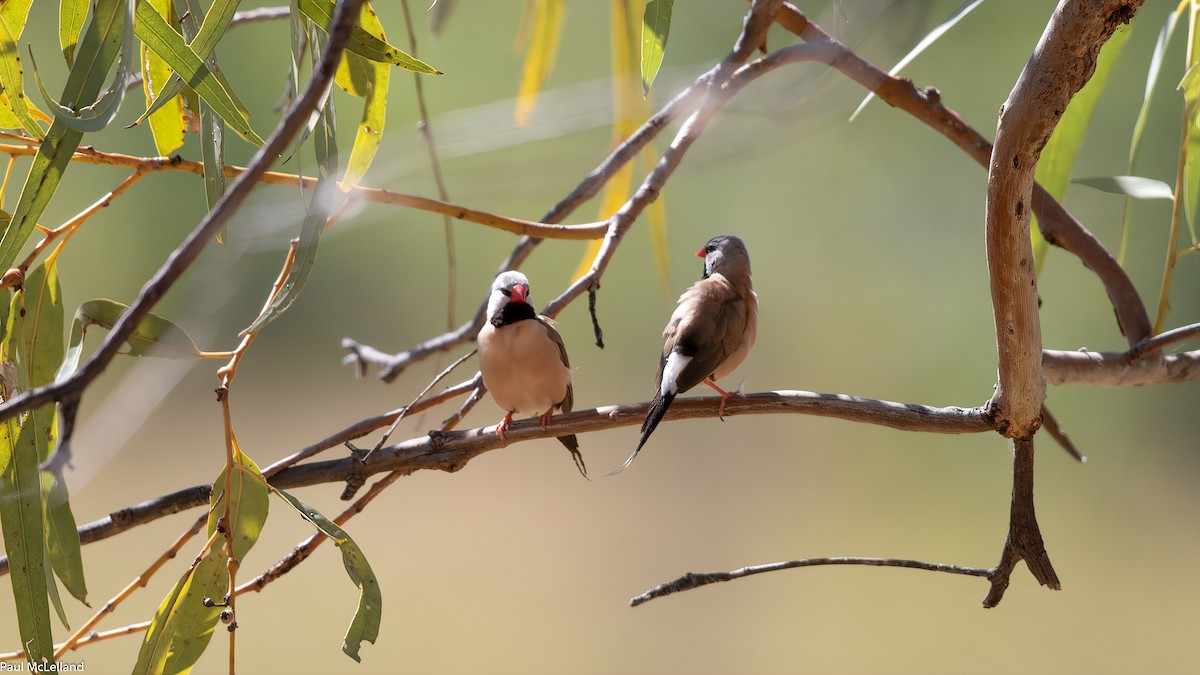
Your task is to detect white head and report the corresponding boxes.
[487,270,534,324]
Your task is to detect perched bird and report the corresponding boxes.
[612,235,758,474]
[477,271,587,477]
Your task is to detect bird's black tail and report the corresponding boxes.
[556,434,588,479]
[609,391,675,475]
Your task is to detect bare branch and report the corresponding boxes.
[631,557,991,607]
[986,0,1143,435]
[0,389,996,576]
[1126,322,1200,360]
[1044,348,1200,386]
[773,2,1153,347]
[985,437,1060,607]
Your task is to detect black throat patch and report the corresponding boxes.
[492,301,537,328]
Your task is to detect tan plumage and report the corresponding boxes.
[478,271,586,477]
[612,235,757,474]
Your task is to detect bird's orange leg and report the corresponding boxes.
[701,378,732,419]
[496,411,515,445]
[538,408,554,429]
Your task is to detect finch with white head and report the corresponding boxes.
[478,271,587,478]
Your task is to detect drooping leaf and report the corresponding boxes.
[0,7,48,139]
[141,0,187,156]
[850,0,987,121]
[132,547,224,675]
[134,1,263,144]
[58,0,89,68]
[297,0,441,74]
[240,36,338,336]
[42,473,86,607]
[56,299,202,384]
[1031,20,1132,272]
[0,299,52,666]
[1179,6,1200,245]
[340,5,390,190]
[0,0,126,271]
[273,488,381,662]
[1132,8,1183,171]
[574,0,668,288]
[1075,175,1175,200]
[31,0,135,133]
[514,0,563,126]
[134,445,268,675]
[640,0,673,95]
[133,0,249,131]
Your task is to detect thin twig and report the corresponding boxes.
[631,557,991,607]
[359,350,476,465]
[49,515,205,659]
[1125,321,1200,361]
[399,0,458,331]
[1040,404,1084,463]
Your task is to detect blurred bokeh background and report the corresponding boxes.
[1,1,1197,673]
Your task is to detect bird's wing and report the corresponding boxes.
[660,277,750,394]
[539,315,573,412]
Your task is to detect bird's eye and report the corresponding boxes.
[500,289,512,297]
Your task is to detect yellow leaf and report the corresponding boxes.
[514,0,564,126]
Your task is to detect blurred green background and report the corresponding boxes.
[2,1,1197,673]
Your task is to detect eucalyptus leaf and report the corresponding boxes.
[640,0,673,95]
[57,299,202,384]
[1074,175,1174,200]
[273,488,381,663]
[297,0,440,74]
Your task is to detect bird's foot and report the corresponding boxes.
[538,408,554,430]
[701,378,732,420]
[495,411,515,446]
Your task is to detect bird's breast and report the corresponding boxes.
[478,320,571,415]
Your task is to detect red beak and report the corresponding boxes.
[511,284,528,304]
[695,247,706,258]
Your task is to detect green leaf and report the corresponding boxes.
[59,0,89,68]
[850,0,987,121]
[57,299,202,384]
[208,444,269,564]
[134,0,264,145]
[132,548,224,675]
[273,488,380,663]
[8,262,87,611]
[134,446,268,675]
[141,0,188,156]
[240,35,337,336]
[514,0,563,126]
[640,0,673,95]
[134,0,248,130]
[1031,20,1132,271]
[42,472,86,607]
[1179,10,1200,246]
[0,7,48,139]
[0,305,52,665]
[1132,8,1183,172]
[1074,175,1174,200]
[32,0,135,133]
[340,6,389,189]
[0,0,126,271]
[297,0,441,74]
